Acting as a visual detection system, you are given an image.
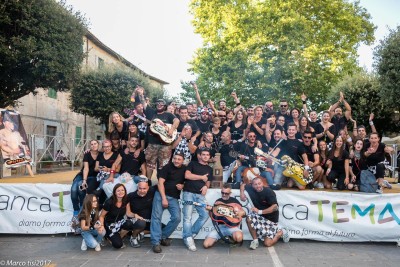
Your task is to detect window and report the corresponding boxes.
[98,57,104,69]
[48,88,57,99]
[75,126,82,146]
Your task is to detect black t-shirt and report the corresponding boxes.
[184,161,213,194]
[228,121,247,141]
[365,143,386,166]
[127,186,155,220]
[315,123,336,142]
[268,139,286,160]
[111,121,129,141]
[220,141,241,167]
[249,118,267,143]
[97,151,118,169]
[158,162,186,199]
[79,152,98,177]
[284,138,303,163]
[238,142,268,167]
[147,111,176,145]
[119,150,145,175]
[103,198,127,225]
[298,144,317,163]
[331,116,348,136]
[330,150,350,173]
[196,120,212,135]
[245,184,278,223]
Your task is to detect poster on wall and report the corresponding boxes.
[0,109,32,168]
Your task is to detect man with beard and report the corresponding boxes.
[144,99,179,180]
[182,148,213,252]
[299,130,323,188]
[329,92,352,136]
[240,177,289,250]
[151,152,186,253]
[195,107,212,142]
[275,99,291,126]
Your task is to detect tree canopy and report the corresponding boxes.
[374,26,400,111]
[329,72,397,134]
[182,0,375,110]
[70,67,164,129]
[0,0,87,107]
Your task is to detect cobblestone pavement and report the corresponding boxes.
[0,234,399,267]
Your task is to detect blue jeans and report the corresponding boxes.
[274,164,285,185]
[81,228,105,248]
[150,191,181,245]
[71,174,98,213]
[70,174,85,213]
[235,166,274,185]
[182,191,209,239]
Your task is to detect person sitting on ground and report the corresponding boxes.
[203,184,246,249]
[240,177,289,250]
[348,138,367,191]
[79,194,105,252]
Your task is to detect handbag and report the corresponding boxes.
[360,170,378,193]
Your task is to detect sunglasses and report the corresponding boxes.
[221,192,230,195]
[303,136,312,139]
[280,105,287,107]
[248,135,256,138]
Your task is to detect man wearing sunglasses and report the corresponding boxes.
[275,99,291,127]
[203,184,246,249]
[298,130,324,189]
[144,99,179,180]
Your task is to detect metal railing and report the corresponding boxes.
[28,134,89,172]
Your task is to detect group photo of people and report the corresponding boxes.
[70,83,395,253]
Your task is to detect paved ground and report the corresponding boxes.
[0,234,399,267]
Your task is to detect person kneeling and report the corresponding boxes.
[240,177,289,249]
[203,184,246,249]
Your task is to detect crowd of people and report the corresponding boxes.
[70,83,394,253]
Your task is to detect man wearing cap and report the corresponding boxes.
[144,99,179,180]
[150,152,186,253]
[195,107,211,142]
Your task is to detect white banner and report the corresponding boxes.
[0,184,73,234]
[1,183,400,243]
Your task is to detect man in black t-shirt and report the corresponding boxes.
[182,148,213,252]
[329,92,352,136]
[203,184,246,248]
[127,181,155,248]
[151,153,186,253]
[240,177,289,250]
[195,107,212,142]
[144,99,179,180]
[220,131,240,183]
[177,105,200,142]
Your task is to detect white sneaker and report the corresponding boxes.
[316,182,324,189]
[95,244,101,252]
[281,228,290,243]
[81,240,87,251]
[129,236,140,248]
[185,237,197,252]
[383,180,392,189]
[249,239,259,250]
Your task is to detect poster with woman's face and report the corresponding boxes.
[0,110,31,168]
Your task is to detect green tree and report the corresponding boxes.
[70,68,164,129]
[374,26,400,111]
[329,72,396,134]
[184,0,375,110]
[0,0,87,107]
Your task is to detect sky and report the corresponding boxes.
[65,0,400,97]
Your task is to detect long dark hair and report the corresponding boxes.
[329,136,345,160]
[112,183,128,206]
[79,194,99,227]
